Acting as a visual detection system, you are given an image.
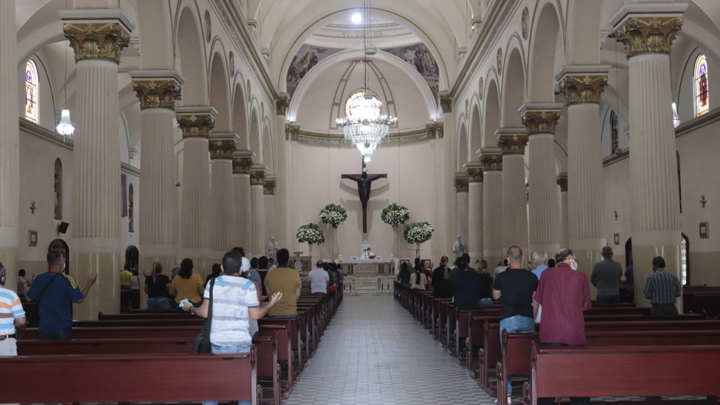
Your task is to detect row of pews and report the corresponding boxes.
[1,286,342,404]
[395,281,720,405]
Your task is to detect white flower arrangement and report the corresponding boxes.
[381,203,410,227]
[319,203,348,229]
[297,223,325,245]
[404,222,434,244]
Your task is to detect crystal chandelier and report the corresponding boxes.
[335,0,396,162]
[56,33,74,140]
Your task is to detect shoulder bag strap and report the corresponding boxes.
[37,273,62,301]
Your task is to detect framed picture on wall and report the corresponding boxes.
[28,230,38,246]
[699,222,709,239]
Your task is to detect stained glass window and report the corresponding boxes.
[695,54,709,117]
[25,60,39,123]
[610,110,619,154]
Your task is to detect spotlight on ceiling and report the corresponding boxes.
[351,13,362,24]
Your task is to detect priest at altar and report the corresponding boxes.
[360,240,375,259]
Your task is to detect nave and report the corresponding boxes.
[285,295,492,405]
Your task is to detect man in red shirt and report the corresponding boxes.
[533,248,591,405]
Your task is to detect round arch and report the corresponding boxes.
[501,47,526,128]
[175,4,208,105]
[482,76,501,147]
[249,106,262,162]
[262,118,273,173]
[457,122,468,171]
[527,1,565,102]
[208,46,232,132]
[469,99,482,159]
[232,79,249,150]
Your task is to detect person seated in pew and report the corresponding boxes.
[1,263,27,356]
[477,261,493,306]
[25,250,97,340]
[264,248,302,318]
[327,262,339,292]
[143,261,172,310]
[449,256,483,310]
[409,261,428,290]
[397,262,411,285]
[170,259,204,312]
[309,260,330,295]
[533,248,591,405]
[642,256,682,315]
[431,256,452,298]
[205,263,222,286]
[182,249,283,405]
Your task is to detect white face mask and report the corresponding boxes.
[61,263,66,272]
[569,258,578,271]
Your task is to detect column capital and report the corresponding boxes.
[479,148,503,172]
[276,93,290,116]
[464,162,484,183]
[439,91,453,114]
[610,4,687,58]
[426,121,444,139]
[209,132,239,160]
[130,70,184,110]
[557,172,568,192]
[519,104,563,135]
[454,172,469,192]
[264,175,277,195]
[285,122,300,141]
[496,128,528,155]
[556,66,610,105]
[176,106,217,139]
[232,150,255,174]
[250,165,266,186]
[59,10,134,64]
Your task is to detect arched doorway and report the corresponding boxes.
[624,236,689,284]
[48,239,69,274]
[125,245,139,272]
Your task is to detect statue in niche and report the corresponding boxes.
[453,235,466,260]
[128,184,134,233]
[267,236,280,260]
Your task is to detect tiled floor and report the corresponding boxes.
[284,295,494,405]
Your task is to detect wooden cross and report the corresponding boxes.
[701,195,707,208]
[30,201,37,214]
[341,159,387,233]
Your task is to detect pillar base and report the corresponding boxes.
[72,249,121,320]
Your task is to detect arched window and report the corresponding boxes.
[54,158,62,220]
[695,54,709,117]
[610,110,619,154]
[25,60,39,123]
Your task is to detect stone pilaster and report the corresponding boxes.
[497,128,529,254]
[557,173,569,248]
[232,151,254,249]
[556,65,610,286]
[611,3,687,308]
[209,133,239,261]
[176,106,216,278]
[454,172,469,254]
[465,163,484,263]
[264,175,277,248]
[480,148,503,266]
[437,92,455,263]
[274,93,290,248]
[61,9,134,319]
[131,70,182,298]
[0,1,19,290]
[520,104,562,256]
[250,165,267,257]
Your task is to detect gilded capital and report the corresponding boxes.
[232,151,254,174]
[611,17,683,58]
[558,75,607,105]
[264,177,277,195]
[479,153,503,172]
[454,173,469,192]
[209,138,237,160]
[250,166,266,186]
[465,166,484,183]
[177,113,215,139]
[276,94,290,116]
[132,79,182,110]
[556,174,568,192]
[521,110,561,135]
[497,134,529,155]
[440,93,453,114]
[285,122,300,141]
[426,121,444,139]
[63,22,130,64]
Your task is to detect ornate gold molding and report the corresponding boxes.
[232,152,254,174]
[63,22,130,64]
[132,80,182,110]
[454,175,469,192]
[426,121,444,139]
[465,166,484,183]
[276,94,289,116]
[209,139,237,160]
[440,93,453,114]
[480,153,503,172]
[264,177,277,195]
[611,17,683,58]
[556,175,568,192]
[285,122,300,141]
[177,113,215,139]
[558,75,608,106]
[521,110,561,135]
[497,134,528,155]
[250,167,266,186]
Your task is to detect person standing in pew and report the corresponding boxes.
[492,246,538,403]
[449,257,483,310]
[264,248,302,318]
[170,258,204,312]
[591,246,623,304]
[24,250,97,340]
[533,249,591,405]
[431,256,452,298]
[182,249,282,405]
[1,263,26,356]
[642,256,681,315]
[143,261,173,309]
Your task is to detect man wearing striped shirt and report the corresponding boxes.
[0,263,27,356]
[642,256,682,315]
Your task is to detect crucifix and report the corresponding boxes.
[342,159,387,233]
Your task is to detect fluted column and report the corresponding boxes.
[454,172,469,251]
[612,4,686,308]
[176,107,216,278]
[233,151,254,250]
[521,104,562,256]
[274,95,290,247]
[438,92,455,261]
[0,1,19,290]
[557,173,569,248]
[480,149,503,266]
[497,129,529,254]
[209,133,239,261]
[264,176,277,254]
[62,11,133,318]
[250,165,267,257]
[556,66,610,284]
[464,163,483,262]
[131,71,182,296]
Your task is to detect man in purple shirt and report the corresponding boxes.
[534,248,591,405]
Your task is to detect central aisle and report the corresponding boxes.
[284,295,494,405]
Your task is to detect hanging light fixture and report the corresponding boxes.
[335,0,396,161]
[672,101,681,128]
[56,4,74,140]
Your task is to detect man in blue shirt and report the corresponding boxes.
[25,250,97,340]
[531,251,549,280]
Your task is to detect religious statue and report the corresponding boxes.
[453,235,466,260]
[360,239,375,259]
[267,236,280,260]
[341,159,387,233]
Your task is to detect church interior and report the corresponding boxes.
[2,0,720,403]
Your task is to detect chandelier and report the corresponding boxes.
[335,0,396,163]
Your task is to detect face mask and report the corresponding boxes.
[61,263,66,272]
[569,259,578,271]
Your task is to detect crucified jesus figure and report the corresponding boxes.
[341,159,387,233]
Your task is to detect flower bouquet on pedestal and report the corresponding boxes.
[381,203,410,259]
[297,223,324,263]
[403,221,434,259]
[320,204,347,259]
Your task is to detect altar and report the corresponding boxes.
[340,259,396,295]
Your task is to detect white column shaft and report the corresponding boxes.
[560,190,569,247]
[501,155,528,252]
[467,184,482,260]
[251,185,266,256]
[265,194,276,248]
[456,191,469,248]
[210,160,234,258]
[237,174,251,250]
[180,138,210,253]
[483,172,503,263]
[275,115,289,246]
[528,134,560,253]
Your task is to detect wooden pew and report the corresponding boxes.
[0,350,258,403]
[524,342,720,405]
[498,329,720,405]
